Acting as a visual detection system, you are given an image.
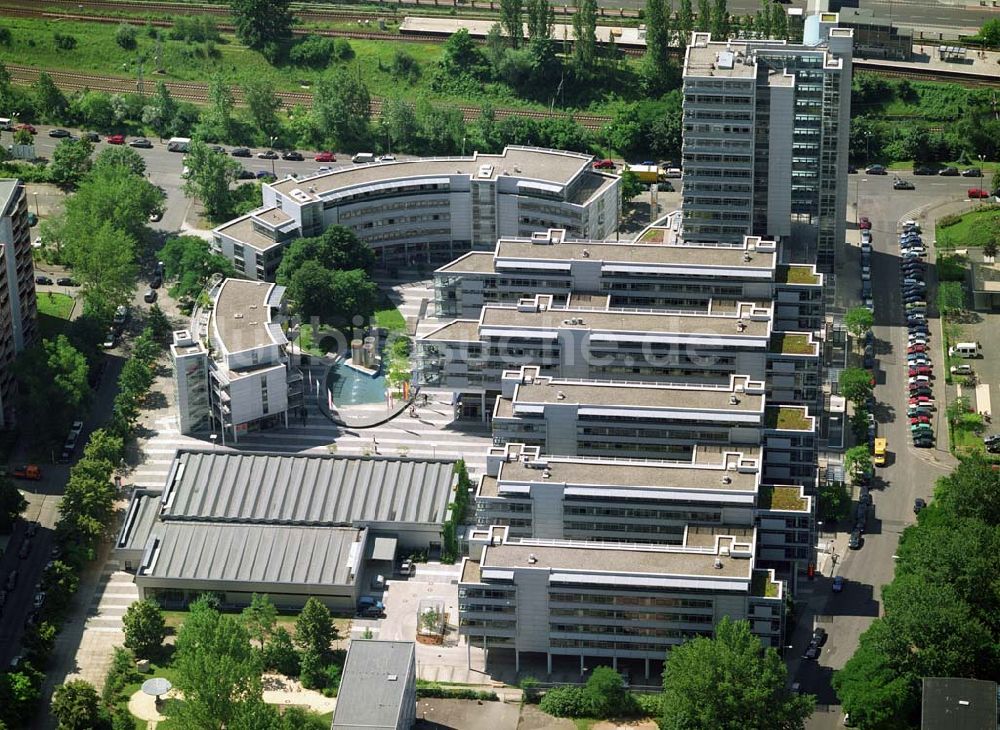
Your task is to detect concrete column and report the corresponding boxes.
[580,655,585,677]
[467,638,471,669]
[612,656,618,671]
[481,392,487,423]
[645,658,650,679]
[515,649,520,673]
[547,653,552,675]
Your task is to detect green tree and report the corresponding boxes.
[142,81,178,139]
[645,0,672,76]
[115,22,138,50]
[661,618,813,730]
[34,71,68,122]
[0,668,42,728]
[183,139,242,220]
[67,221,139,316]
[230,0,293,55]
[294,597,336,657]
[122,599,166,659]
[58,161,163,244]
[81,428,124,467]
[582,666,634,718]
[93,145,147,177]
[933,453,1000,525]
[844,306,874,338]
[945,395,970,426]
[0,475,27,532]
[770,2,788,39]
[526,0,554,40]
[198,74,236,142]
[173,596,265,730]
[146,304,173,343]
[40,559,80,616]
[312,69,371,149]
[500,0,525,48]
[678,0,695,47]
[571,0,598,77]
[15,335,90,448]
[755,0,772,37]
[979,17,1000,47]
[242,593,278,650]
[330,269,378,324]
[243,78,283,140]
[818,480,851,522]
[710,0,729,38]
[620,169,643,213]
[833,639,916,729]
[696,0,711,31]
[262,626,299,676]
[839,367,873,405]
[844,444,873,483]
[49,138,94,188]
[72,91,115,132]
[275,225,375,282]
[160,235,235,301]
[51,680,103,730]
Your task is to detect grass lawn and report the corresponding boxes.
[161,608,352,637]
[375,299,406,333]
[952,425,989,457]
[936,206,1000,250]
[36,291,75,339]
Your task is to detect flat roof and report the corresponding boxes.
[162,451,456,526]
[685,36,758,78]
[212,279,283,353]
[480,304,770,339]
[494,450,759,493]
[0,179,19,215]
[510,375,765,413]
[333,641,415,730]
[214,213,288,252]
[421,319,481,342]
[437,251,497,274]
[270,146,595,198]
[141,523,363,587]
[116,490,162,552]
[479,536,753,578]
[921,677,998,730]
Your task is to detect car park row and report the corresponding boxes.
[897,220,936,452]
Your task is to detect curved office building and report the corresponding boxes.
[212,146,621,281]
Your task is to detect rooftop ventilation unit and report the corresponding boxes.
[528,553,538,564]
[721,476,732,484]
[388,674,398,681]
[289,188,312,203]
[478,165,494,178]
[717,51,735,70]
[234,313,244,319]
[729,395,740,405]
[714,558,724,569]
[556,391,566,400]
[542,469,551,479]
[582,249,590,258]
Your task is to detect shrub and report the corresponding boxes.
[289,35,336,67]
[333,38,354,60]
[390,50,421,82]
[539,685,589,716]
[102,647,138,705]
[0,26,11,45]
[635,692,663,716]
[416,684,499,701]
[53,33,77,50]
[937,254,968,282]
[116,23,138,50]
[938,213,963,228]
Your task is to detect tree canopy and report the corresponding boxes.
[660,618,813,730]
[123,599,167,660]
[51,680,103,730]
[229,0,293,56]
[844,306,874,338]
[183,139,242,220]
[160,235,236,301]
[275,226,375,280]
[15,335,89,449]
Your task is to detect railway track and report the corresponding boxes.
[853,61,1000,89]
[4,64,612,129]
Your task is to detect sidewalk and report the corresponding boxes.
[858,43,1000,79]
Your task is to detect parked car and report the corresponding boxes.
[113,305,128,328]
[208,144,225,154]
[106,134,125,145]
[282,151,304,161]
[803,644,821,660]
[230,147,251,157]
[909,366,932,377]
[913,166,936,175]
[357,595,385,617]
[102,328,117,349]
[910,415,931,425]
[859,216,872,230]
[257,150,278,159]
[148,209,163,222]
[913,436,934,448]
[593,158,615,169]
[236,169,256,180]
[399,558,414,576]
[35,275,53,285]
[129,137,153,148]
[848,529,863,549]
[961,168,982,177]
[968,188,991,199]
[913,498,927,513]
[832,575,845,593]
[938,167,960,176]
[56,277,78,286]
[378,154,396,162]
[255,170,276,180]
[893,178,915,190]
[314,151,336,162]
[865,164,887,175]
[48,128,70,138]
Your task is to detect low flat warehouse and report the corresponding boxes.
[116,450,459,610]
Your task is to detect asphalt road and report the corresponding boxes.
[798,171,971,729]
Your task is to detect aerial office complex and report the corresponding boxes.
[680,15,853,271]
[170,278,303,441]
[212,147,620,281]
[0,180,37,428]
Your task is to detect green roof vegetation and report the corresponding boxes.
[778,265,820,285]
[758,485,808,512]
[640,228,667,243]
[751,570,780,598]
[766,406,812,431]
[769,334,816,355]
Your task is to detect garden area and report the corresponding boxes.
[936,205,1000,251]
[35,291,75,339]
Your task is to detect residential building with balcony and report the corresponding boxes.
[0,179,38,428]
[170,278,302,441]
[212,147,620,281]
[681,17,853,272]
[433,223,824,333]
[458,524,784,678]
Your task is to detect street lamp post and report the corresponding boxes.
[32,191,39,217]
[269,136,278,176]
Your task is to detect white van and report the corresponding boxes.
[949,341,983,359]
[352,152,375,164]
[0,117,12,131]
[167,137,191,153]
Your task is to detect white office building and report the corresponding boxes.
[170,278,302,441]
[212,147,620,280]
[680,16,853,271]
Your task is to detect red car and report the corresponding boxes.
[107,134,125,145]
[16,123,36,135]
[910,415,931,425]
[909,395,933,406]
[859,216,872,230]
[314,151,336,162]
[907,344,927,355]
[968,188,991,199]
[909,366,933,376]
[593,159,615,170]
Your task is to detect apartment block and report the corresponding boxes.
[434,223,824,332]
[681,17,853,271]
[458,525,785,676]
[212,147,620,281]
[0,179,38,428]
[170,278,302,441]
